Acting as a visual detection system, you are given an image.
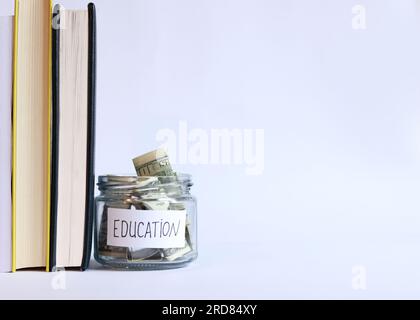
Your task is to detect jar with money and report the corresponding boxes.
[94,150,198,270]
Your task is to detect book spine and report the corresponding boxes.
[49,3,61,272]
[81,2,97,271]
[46,0,53,273]
[11,0,19,274]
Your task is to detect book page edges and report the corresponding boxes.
[12,0,52,272]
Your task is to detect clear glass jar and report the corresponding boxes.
[94,174,197,270]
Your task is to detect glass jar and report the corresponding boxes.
[94,174,197,270]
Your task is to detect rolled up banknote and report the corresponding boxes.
[132,149,192,261]
[133,149,174,177]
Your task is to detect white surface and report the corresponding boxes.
[1,0,420,299]
[0,16,13,273]
[1,238,420,300]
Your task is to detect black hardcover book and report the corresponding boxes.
[50,3,96,271]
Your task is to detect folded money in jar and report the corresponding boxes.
[94,149,198,270]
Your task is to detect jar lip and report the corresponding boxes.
[97,173,193,191]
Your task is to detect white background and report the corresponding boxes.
[1,0,420,299]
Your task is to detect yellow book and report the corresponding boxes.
[12,0,52,272]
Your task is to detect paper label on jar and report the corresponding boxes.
[107,208,186,249]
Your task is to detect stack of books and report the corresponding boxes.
[0,0,96,272]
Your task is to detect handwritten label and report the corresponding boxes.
[107,208,186,249]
